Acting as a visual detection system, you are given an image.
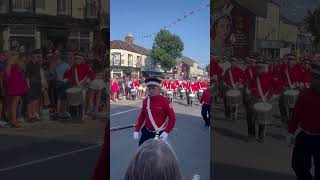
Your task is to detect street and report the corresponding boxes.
[0,114,106,180]
[110,96,210,180]
[212,103,297,180]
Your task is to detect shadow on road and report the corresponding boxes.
[213,126,248,142]
[212,162,295,180]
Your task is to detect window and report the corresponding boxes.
[86,0,97,18]
[68,31,91,54]
[128,54,133,66]
[136,56,141,67]
[9,26,36,54]
[36,0,45,11]
[112,53,121,66]
[58,0,71,16]
[12,0,33,12]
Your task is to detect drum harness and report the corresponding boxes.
[256,75,269,102]
[146,96,169,140]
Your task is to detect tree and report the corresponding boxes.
[149,29,184,72]
[304,8,320,52]
[205,64,210,75]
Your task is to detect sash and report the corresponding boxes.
[256,76,269,102]
[285,68,293,89]
[249,68,253,79]
[75,67,79,85]
[146,97,168,139]
[229,69,236,89]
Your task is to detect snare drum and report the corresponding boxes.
[166,91,173,97]
[253,102,273,125]
[130,88,137,96]
[225,89,242,106]
[283,89,300,108]
[189,93,196,100]
[66,87,82,106]
[198,89,204,98]
[180,89,186,94]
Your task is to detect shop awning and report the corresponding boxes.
[214,0,268,18]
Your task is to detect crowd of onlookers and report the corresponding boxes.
[0,46,107,128]
[110,76,147,101]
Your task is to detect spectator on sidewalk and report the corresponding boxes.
[288,72,320,180]
[87,57,105,117]
[124,139,182,180]
[4,48,28,128]
[26,49,43,122]
[111,77,119,102]
[54,51,70,117]
[117,78,125,100]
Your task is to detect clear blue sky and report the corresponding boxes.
[110,0,210,67]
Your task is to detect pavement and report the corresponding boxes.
[212,102,297,180]
[110,96,210,180]
[0,111,106,180]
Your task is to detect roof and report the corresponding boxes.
[178,56,196,66]
[214,0,268,18]
[110,40,150,55]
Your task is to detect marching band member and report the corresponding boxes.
[278,55,304,125]
[133,78,176,146]
[222,57,247,120]
[301,59,311,89]
[186,79,192,105]
[200,87,211,128]
[170,80,178,97]
[244,57,257,127]
[287,72,320,180]
[246,63,281,142]
[210,57,224,103]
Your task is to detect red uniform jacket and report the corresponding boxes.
[248,72,281,100]
[210,59,224,86]
[244,65,257,82]
[180,82,187,89]
[301,66,311,88]
[169,83,177,90]
[190,83,199,93]
[280,64,303,88]
[288,88,320,134]
[162,81,167,88]
[64,63,95,85]
[135,95,176,133]
[199,81,208,90]
[131,81,140,88]
[200,89,211,105]
[223,66,247,88]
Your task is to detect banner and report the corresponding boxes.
[212,1,251,57]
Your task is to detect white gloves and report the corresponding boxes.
[133,131,139,141]
[159,132,169,141]
[286,133,295,146]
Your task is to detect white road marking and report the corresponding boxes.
[110,108,140,117]
[0,144,102,172]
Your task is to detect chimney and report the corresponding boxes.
[125,33,134,44]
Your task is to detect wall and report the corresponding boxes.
[256,2,280,41]
[44,0,57,16]
[110,48,146,67]
[279,21,298,44]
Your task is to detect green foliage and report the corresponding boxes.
[149,29,184,72]
[304,8,320,50]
